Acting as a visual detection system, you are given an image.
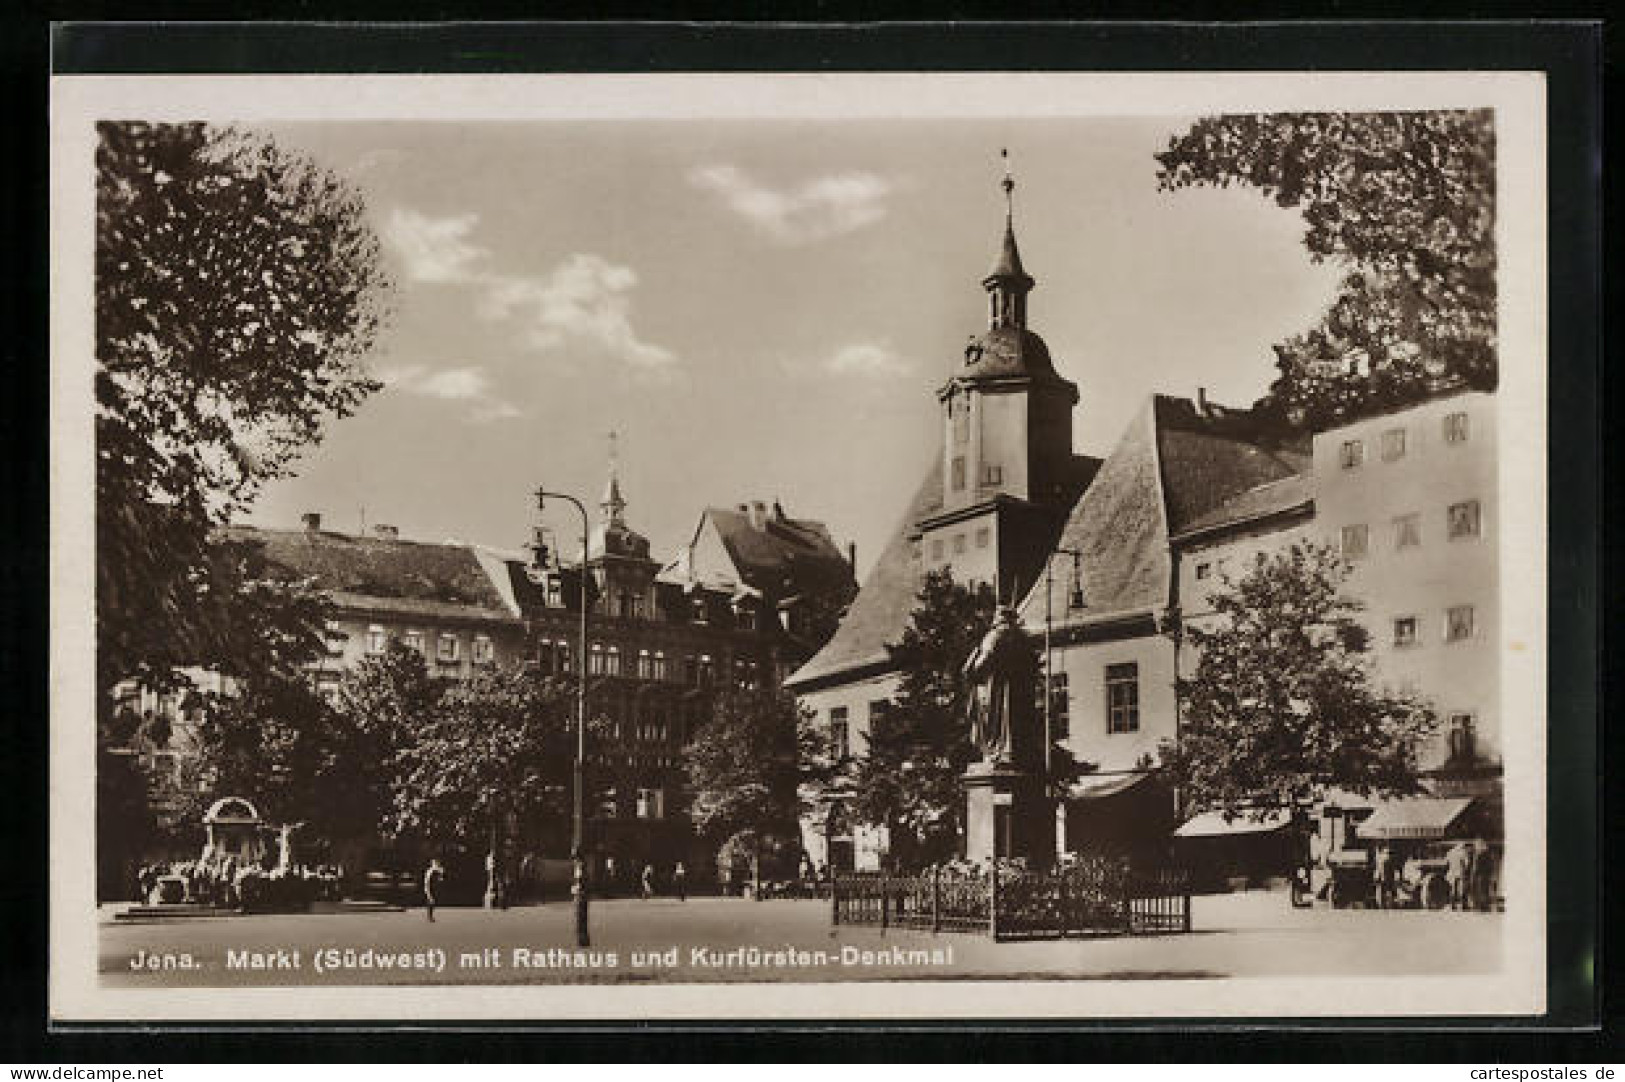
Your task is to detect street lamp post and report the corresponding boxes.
[1042,546,1085,851]
[537,487,591,948]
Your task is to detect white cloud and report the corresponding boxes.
[824,342,913,379]
[376,363,523,422]
[383,205,677,375]
[382,208,489,283]
[689,164,893,245]
[479,254,677,373]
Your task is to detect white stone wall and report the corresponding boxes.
[1312,391,1500,769]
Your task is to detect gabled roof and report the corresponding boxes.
[220,524,524,625]
[1151,396,1310,535]
[784,461,944,689]
[668,504,853,600]
[785,452,1099,690]
[1013,394,1307,629]
[1171,473,1313,541]
[1016,400,1171,627]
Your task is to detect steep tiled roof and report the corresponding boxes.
[703,506,853,599]
[1017,401,1171,627]
[220,525,522,624]
[1014,395,1308,629]
[1152,396,1310,535]
[1171,473,1313,540]
[786,452,1099,690]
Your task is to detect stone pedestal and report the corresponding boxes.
[963,761,1054,867]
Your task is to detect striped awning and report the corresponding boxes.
[1174,809,1291,838]
[1355,797,1475,841]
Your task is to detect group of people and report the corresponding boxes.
[1369,839,1498,911]
[602,857,687,901]
[135,858,239,907]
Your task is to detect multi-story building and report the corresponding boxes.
[1311,389,1500,794]
[790,170,1501,875]
[521,461,856,881]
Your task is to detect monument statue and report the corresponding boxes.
[962,605,1041,767]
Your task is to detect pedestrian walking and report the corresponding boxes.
[1470,839,1496,911]
[673,861,687,902]
[423,858,445,922]
[1373,845,1395,910]
[1445,841,1471,911]
[641,862,655,900]
[604,855,618,899]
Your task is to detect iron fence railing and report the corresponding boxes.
[831,861,1191,941]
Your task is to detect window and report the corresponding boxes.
[1380,427,1407,462]
[1448,500,1482,540]
[1392,616,1419,647]
[953,533,967,555]
[437,633,459,662]
[953,402,970,444]
[366,626,387,655]
[637,649,654,680]
[1446,605,1476,642]
[1339,439,1365,469]
[589,643,606,676]
[605,646,622,676]
[636,788,664,820]
[402,630,424,656]
[1341,523,1369,560]
[697,655,715,686]
[544,576,563,608]
[931,539,944,560]
[1447,712,1478,762]
[951,456,966,492]
[1392,513,1421,550]
[1105,663,1139,734]
[1194,562,1211,581]
[830,707,850,760]
[652,651,668,681]
[555,641,572,673]
[982,464,1003,485]
[1046,671,1070,739]
[472,635,494,665]
[1443,411,1470,445]
[690,598,708,624]
[975,527,991,549]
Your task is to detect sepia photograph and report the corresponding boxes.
[49,67,1550,1022]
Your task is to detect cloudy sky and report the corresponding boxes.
[248,117,1344,575]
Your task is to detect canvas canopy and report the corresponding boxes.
[1174,809,1291,838]
[1354,797,1475,841]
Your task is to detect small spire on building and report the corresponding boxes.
[601,428,627,524]
[983,149,1034,328]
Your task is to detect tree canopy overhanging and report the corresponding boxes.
[1157,110,1496,431]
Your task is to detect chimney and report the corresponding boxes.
[736,503,750,515]
[372,524,399,541]
[847,541,857,571]
[748,501,768,530]
[301,512,322,535]
[1196,386,1209,415]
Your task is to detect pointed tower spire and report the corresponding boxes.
[601,429,626,524]
[983,148,1034,329]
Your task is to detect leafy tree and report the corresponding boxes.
[850,570,995,868]
[327,644,444,840]
[684,688,828,882]
[1156,111,1495,430]
[96,121,390,698]
[1158,542,1438,815]
[187,669,345,833]
[389,665,577,863]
